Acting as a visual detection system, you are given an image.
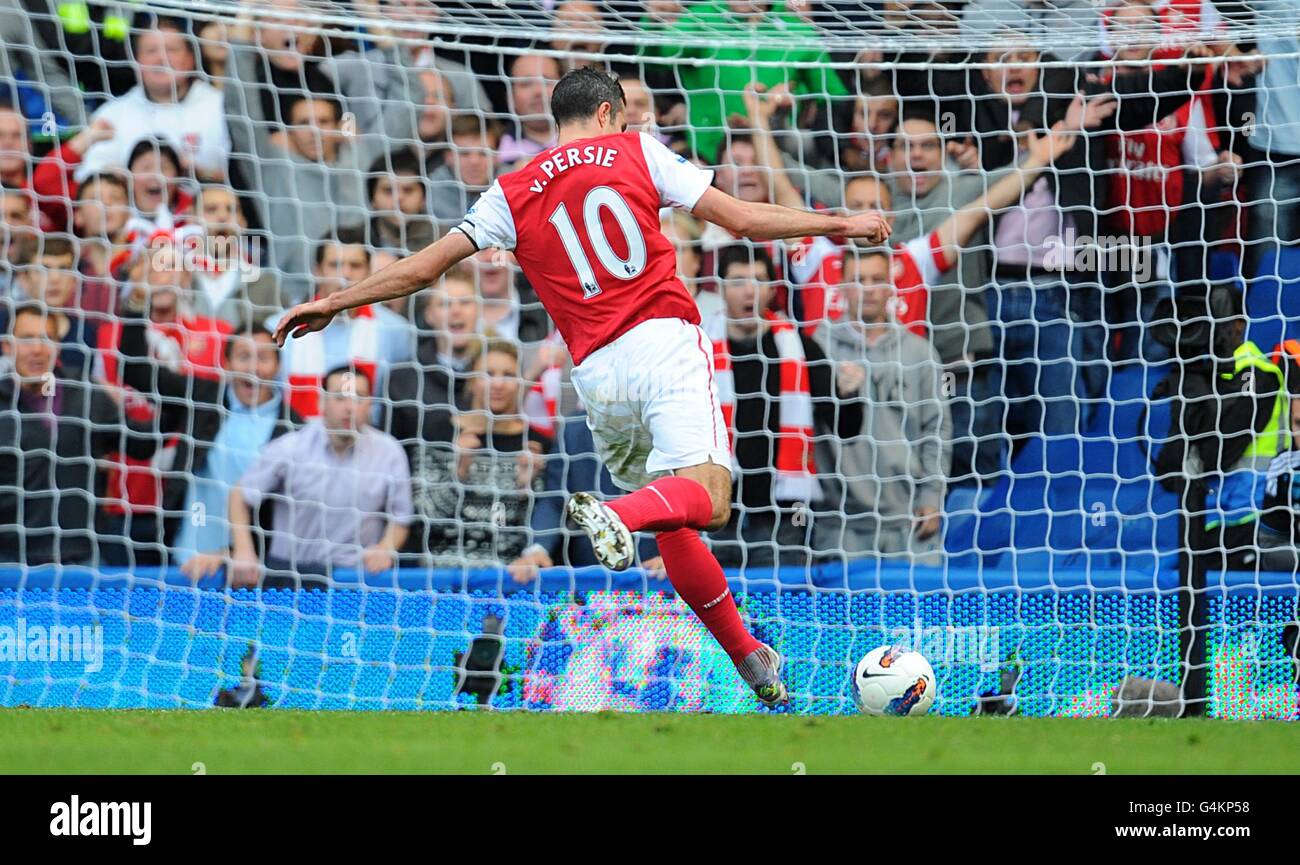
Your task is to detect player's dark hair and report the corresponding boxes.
[716,244,773,282]
[323,363,374,394]
[550,67,625,127]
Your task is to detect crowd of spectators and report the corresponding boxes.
[1,0,1297,582]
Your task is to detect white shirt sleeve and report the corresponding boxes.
[455,181,517,251]
[900,231,947,286]
[74,101,129,183]
[638,132,715,211]
[1181,98,1220,169]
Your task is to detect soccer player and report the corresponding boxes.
[274,68,891,707]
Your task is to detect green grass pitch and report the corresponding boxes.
[0,709,1295,774]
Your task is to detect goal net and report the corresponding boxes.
[0,0,1296,718]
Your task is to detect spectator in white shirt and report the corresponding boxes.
[76,15,231,184]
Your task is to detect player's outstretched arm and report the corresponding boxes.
[273,231,477,346]
[691,186,891,245]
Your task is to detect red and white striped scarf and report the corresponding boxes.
[285,303,380,418]
[704,311,820,504]
[523,331,566,435]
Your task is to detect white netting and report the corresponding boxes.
[0,0,1296,717]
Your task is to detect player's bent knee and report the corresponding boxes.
[706,497,732,533]
[702,469,733,531]
[671,461,733,531]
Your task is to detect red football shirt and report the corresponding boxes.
[890,230,949,337]
[455,131,715,365]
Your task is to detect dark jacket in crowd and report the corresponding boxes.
[410,426,553,566]
[116,311,303,516]
[0,370,157,564]
[383,334,473,448]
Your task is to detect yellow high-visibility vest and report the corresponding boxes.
[1221,340,1289,459]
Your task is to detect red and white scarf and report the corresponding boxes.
[523,330,566,435]
[285,303,380,418]
[704,311,820,504]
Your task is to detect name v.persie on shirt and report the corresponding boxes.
[527,144,620,193]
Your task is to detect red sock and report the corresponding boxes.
[608,476,713,533]
[656,527,761,664]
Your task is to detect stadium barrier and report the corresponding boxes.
[1,564,1294,718]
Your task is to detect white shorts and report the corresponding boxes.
[570,317,732,492]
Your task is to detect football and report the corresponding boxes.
[852,645,937,716]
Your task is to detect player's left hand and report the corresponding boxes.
[641,556,667,580]
[843,210,891,245]
[273,297,338,346]
[836,361,866,397]
[362,544,398,574]
[1207,150,1243,185]
[914,506,941,540]
[515,441,545,488]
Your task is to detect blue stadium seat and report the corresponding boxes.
[1208,250,1242,283]
[945,360,1180,571]
[1245,246,1300,353]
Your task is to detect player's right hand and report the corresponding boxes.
[180,553,227,581]
[273,298,338,346]
[229,549,262,588]
[507,549,553,584]
[843,210,891,245]
[456,431,482,482]
[836,361,867,397]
